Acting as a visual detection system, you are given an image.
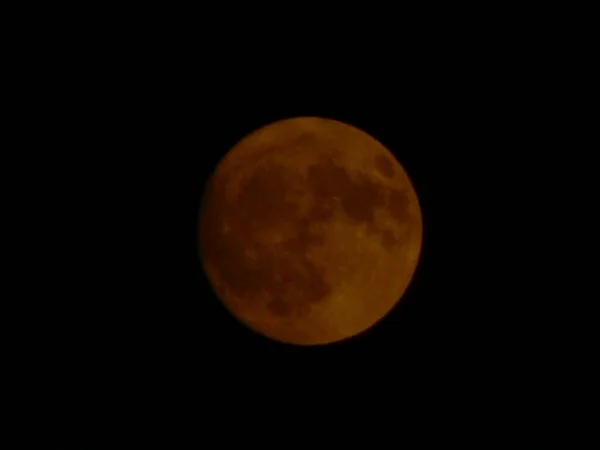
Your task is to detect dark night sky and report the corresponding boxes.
[31,24,591,444]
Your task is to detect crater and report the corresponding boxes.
[374,154,395,178]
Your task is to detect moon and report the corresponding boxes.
[198,117,422,345]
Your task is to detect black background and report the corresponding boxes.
[31,20,591,444]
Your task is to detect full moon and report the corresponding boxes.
[198,117,422,345]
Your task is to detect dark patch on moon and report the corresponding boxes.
[236,164,300,230]
[292,132,317,148]
[307,158,386,223]
[388,188,411,225]
[380,229,398,250]
[307,159,351,199]
[267,298,293,317]
[200,163,332,320]
[340,181,386,222]
[374,154,395,178]
[307,198,336,221]
[283,227,325,253]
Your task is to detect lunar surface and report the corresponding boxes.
[198,117,422,345]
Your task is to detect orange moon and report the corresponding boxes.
[198,117,422,345]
